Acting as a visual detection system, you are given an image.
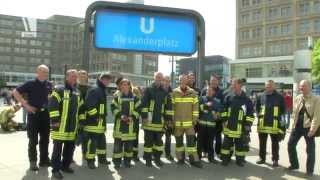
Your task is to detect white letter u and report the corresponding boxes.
[140,17,154,34]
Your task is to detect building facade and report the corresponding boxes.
[0,13,157,87]
[176,55,230,88]
[233,0,320,90]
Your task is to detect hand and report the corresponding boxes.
[308,130,315,137]
[24,104,36,114]
[206,102,212,107]
[51,122,60,128]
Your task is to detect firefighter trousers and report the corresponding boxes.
[113,138,133,165]
[143,130,163,161]
[84,132,107,162]
[258,133,279,161]
[221,136,246,163]
[174,127,199,162]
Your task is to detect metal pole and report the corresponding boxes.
[171,56,174,87]
[197,27,205,89]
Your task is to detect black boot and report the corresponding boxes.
[52,171,63,179]
[146,159,152,167]
[87,160,96,169]
[190,161,203,168]
[154,158,164,167]
[98,158,111,166]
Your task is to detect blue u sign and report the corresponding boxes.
[94,9,197,55]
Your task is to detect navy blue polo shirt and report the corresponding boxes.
[16,78,52,109]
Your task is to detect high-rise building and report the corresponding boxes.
[0,13,157,87]
[232,0,320,90]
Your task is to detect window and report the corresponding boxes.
[240,30,250,40]
[44,50,50,55]
[36,49,41,55]
[0,28,12,35]
[268,7,279,19]
[0,19,13,26]
[315,19,320,32]
[252,27,262,39]
[0,46,11,52]
[13,56,26,63]
[299,20,310,33]
[29,49,36,54]
[268,25,278,36]
[0,37,11,44]
[281,6,291,17]
[246,67,262,78]
[242,0,250,7]
[252,0,261,6]
[44,42,51,47]
[299,2,310,16]
[315,1,320,13]
[252,46,262,56]
[298,39,308,49]
[240,47,250,58]
[252,10,261,21]
[281,23,292,35]
[240,13,250,24]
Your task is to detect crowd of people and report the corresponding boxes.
[1,64,319,179]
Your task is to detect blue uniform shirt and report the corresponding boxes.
[16,78,52,109]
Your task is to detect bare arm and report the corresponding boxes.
[12,89,36,113]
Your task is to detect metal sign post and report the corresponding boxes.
[82,1,205,88]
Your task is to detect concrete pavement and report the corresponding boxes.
[0,109,319,180]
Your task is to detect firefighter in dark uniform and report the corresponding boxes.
[48,69,84,179]
[220,78,254,167]
[111,79,141,168]
[201,75,225,158]
[83,72,112,169]
[197,87,222,163]
[256,80,286,167]
[13,65,52,171]
[75,70,91,159]
[141,72,173,167]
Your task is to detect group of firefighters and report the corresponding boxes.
[3,64,319,179]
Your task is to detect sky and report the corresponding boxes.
[0,0,236,75]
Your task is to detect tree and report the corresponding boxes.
[312,39,320,84]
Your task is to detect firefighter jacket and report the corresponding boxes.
[221,91,254,138]
[256,90,286,134]
[172,86,199,128]
[82,80,108,134]
[49,83,83,141]
[111,91,141,141]
[199,96,222,127]
[141,83,173,132]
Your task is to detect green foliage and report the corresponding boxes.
[312,39,320,83]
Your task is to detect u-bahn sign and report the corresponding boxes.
[94,9,197,55]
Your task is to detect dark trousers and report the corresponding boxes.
[133,126,139,158]
[27,110,50,163]
[288,128,315,173]
[258,133,279,161]
[221,136,246,163]
[197,125,216,160]
[165,127,173,156]
[113,138,133,165]
[84,132,107,162]
[214,122,223,155]
[143,130,163,161]
[51,140,75,173]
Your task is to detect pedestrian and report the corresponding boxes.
[49,69,84,179]
[83,72,112,169]
[284,91,293,129]
[0,104,21,131]
[172,74,202,168]
[287,80,320,177]
[141,72,173,167]
[13,64,52,171]
[220,78,254,167]
[111,79,141,169]
[255,80,286,167]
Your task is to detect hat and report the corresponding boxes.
[99,72,113,80]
